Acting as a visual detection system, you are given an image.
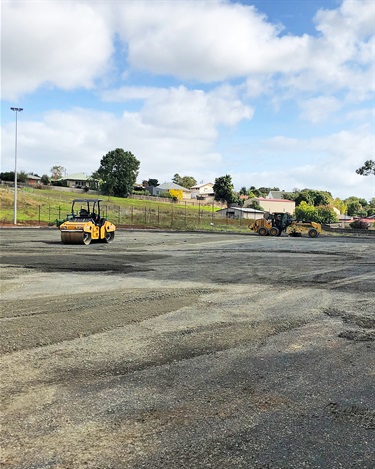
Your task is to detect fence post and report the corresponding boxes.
[118,206,120,224]
[158,206,160,226]
[198,202,201,225]
[171,203,174,227]
[58,206,61,219]
[144,206,147,224]
[48,205,50,222]
[38,205,41,224]
[131,206,134,223]
[185,201,187,226]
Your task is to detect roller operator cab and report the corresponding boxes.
[249,212,321,238]
[60,199,116,245]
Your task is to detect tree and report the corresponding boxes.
[169,189,183,201]
[0,171,14,181]
[213,175,236,206]
[0,171,27,182]
[356,160,375,176]
[96,148,140,197]
[294,189,332,207]
[294,201,319,222]
[172,174,197,189]
[247,200,264,211]
[316,206,338,224]
[333,197,347,215]
[50,165,66,181]
[40,174,50,185]
[346,201,362,217]
[367,198,375,216]
[147,178,159,187]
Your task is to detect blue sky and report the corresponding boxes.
[1,0,374,200]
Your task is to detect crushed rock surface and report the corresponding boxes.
[0,229,374,469]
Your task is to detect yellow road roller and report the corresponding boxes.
[60,199,116,245]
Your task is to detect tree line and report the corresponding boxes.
[2,150,373,224]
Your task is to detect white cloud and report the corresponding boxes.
[1,0,113,100]
[1,84,251,181]
[2,0,373,100]
[116,1,310,80]
[299,96,342,123]
[1,0,374,202]
[230,128,375,199]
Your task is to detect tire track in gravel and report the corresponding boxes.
[0,289,214,353]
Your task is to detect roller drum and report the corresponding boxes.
[61,231,92,245]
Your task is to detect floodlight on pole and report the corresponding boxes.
[10,107,23,225]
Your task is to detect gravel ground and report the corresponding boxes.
[0,228,374,469]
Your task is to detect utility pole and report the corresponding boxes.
[10,107,23,224]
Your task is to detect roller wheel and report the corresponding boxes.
[82,232,92,245]
[104,231,115,243]
[269,227,279,237]
[308,228,318,238]
[258,227,268,236]
[61,231,92,245]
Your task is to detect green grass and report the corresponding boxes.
[0,186,251,233]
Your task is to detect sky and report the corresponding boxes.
[1,0,374,201]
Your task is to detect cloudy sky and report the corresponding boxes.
[1,0,374,200]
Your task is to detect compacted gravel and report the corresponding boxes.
[0,228,374,469]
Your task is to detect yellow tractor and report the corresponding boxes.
[60,199,116,245]
[249,212,321,238]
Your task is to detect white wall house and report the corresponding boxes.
[244,197,295,214]
[190,182,215,200]
[60,173,90,188]
[215,207,265,220]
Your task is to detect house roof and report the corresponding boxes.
[217,207,264,213]
[27,174,41,180]
[268,191,284,199]
[191,182,214,189]
[61,173,89,181]
[156,182,191,192]
[253,197,294,203]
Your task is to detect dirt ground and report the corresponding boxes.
[0,228,374,469]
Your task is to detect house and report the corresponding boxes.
[215,207,265,220]
[190,182,215,200]
[150,182,191,199]
[244,197,295,214]
[27,174,41,186]
[59,173,90,188]
[267,190,286,199]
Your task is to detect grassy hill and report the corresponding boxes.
[0,185,247,232]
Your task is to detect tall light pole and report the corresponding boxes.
[10,107,23,225]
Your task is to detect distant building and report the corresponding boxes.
[27,174,41,186]
[267,190,286,199]
[215,207,264,220]
[149,182,191,199]
[59,173,90,188]
[190,182,215,200]
[244,197,295,214]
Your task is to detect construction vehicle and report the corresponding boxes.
[249,212,321,238]
[59,199,116,245]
